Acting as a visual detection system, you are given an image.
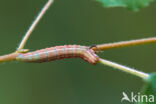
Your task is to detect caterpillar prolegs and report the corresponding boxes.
[16,45,99,65]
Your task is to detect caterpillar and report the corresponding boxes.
[16,45,99,65]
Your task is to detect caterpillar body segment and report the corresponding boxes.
[16,45,99,65]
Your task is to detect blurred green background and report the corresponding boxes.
[0,0,155,104]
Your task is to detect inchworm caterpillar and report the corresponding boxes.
[16,45,99,65]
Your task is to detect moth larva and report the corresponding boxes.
[16,45,99,65]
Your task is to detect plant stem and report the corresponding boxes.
[92,37,156,51]
[17,0,54,50]
[0,52,19,63]
[99,58,149,79]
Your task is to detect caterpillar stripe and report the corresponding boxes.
[16,45,99,65]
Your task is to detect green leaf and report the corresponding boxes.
[139,73,156,104]
[97,0,154,11]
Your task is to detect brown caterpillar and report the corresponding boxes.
[16,45,99,65]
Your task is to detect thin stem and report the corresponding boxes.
[0,52,19,63]
[99,58,149,79]
[92,37,156,51]
[17,0,54,50]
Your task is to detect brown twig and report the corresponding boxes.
[0,0,54,63]
[17,0,54,50]
[91,37,156,52]
[0,37,155,63]
[0,52,19,63]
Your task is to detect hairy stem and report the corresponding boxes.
[99,58,149,79]
[17,0,54,50]
[92,37,156,51]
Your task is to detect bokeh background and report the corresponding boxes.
[0,0,155,104]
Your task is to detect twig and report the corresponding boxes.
[17,0,54,50]
[0,0,54,63]
[91,37,156,51]
[0,52,19,63]
[99,58,149,79]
